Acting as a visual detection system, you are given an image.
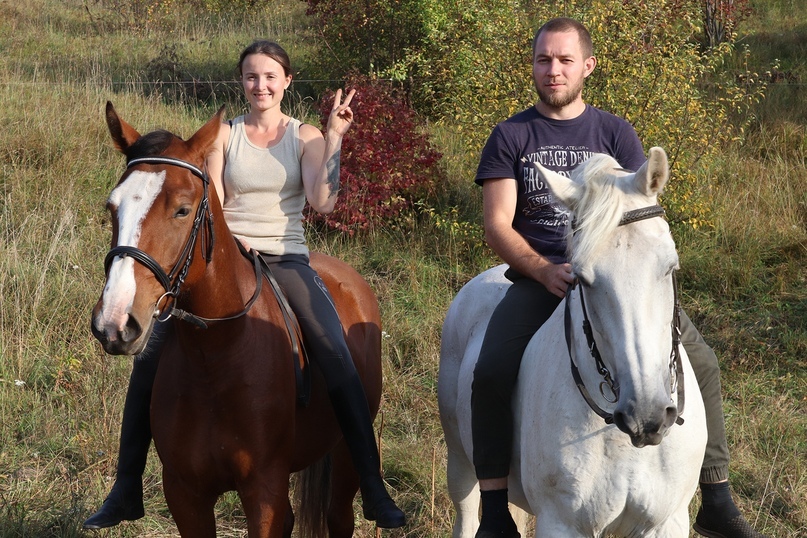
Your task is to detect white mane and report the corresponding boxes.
[565,154,628,271]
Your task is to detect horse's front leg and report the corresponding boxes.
[163,470,218,538]
[239,469,294,538]
[446,440,481,538]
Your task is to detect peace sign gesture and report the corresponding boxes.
[326,88,356,138]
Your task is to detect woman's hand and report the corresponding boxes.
[326,88,356,138]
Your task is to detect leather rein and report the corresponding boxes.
[564,205,685,426]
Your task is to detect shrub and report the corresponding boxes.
[303,0,425,78]
[305,73,443,234]
[701,0,753,49]
[303,0,768,230]
[581,0,766,228]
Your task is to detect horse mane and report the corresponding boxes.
[566,154,626,270]
[124,129,180,161]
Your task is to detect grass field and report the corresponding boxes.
[0,0,804,536]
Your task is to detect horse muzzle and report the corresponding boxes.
[91,299,154,355]
[613,400,678,448]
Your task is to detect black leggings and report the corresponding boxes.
[259,253,358,389]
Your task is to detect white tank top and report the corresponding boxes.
[222,115,308,256]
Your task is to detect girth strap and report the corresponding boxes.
[255,253,312,408]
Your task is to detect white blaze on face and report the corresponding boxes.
[98,170,166,333]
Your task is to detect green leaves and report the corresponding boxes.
[304,0,768,229]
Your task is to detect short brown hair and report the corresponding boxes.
[532,17,594,59]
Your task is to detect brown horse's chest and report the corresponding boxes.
[150,335,301,478]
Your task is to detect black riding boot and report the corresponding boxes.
[694,481,770,538]
[83,355,157,529]
[329,374,406,529]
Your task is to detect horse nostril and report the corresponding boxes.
[665,404,679,427]
[90,318,108,345]
[120,315,142,344]
[612,410,629,435]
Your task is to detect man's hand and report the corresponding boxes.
[534,262,573,298]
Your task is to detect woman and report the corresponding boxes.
[84,40,405,530]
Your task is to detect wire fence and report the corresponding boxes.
[3,76,804,124]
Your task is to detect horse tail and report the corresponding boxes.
[294,454,332,538]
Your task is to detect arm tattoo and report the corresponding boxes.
[326,149,341,197]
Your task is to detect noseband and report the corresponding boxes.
[564,205,685,426]
[104,156,261,328]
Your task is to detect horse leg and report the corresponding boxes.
[646,501,692,538]
[446,441,481,538]
[239,476,293,538]
[162,471,217,538]
[328,440,360,538]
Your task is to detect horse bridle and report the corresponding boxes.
[564,205,686,426]
[104,156,262,329]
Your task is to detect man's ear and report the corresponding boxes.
[583,55,597,78]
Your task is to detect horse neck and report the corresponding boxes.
[180,201,258,319]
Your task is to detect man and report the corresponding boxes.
[471,17,768,538]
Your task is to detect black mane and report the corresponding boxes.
[125,129,181,161]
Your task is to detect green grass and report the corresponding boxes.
[729,0,807,124]
[0,0,805,537]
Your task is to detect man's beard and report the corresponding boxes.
[536,77,585,109]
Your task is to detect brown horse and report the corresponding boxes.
[91,102,383,537]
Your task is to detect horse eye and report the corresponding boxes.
[664,262,679,277]
[174,206,192,218]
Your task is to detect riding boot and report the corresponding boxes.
[693,481,769,538]
[83,355,157,529]
[328,374,406,529]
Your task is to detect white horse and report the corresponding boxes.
[439,148,707,537]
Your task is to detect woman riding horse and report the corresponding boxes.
[84,40,405,531]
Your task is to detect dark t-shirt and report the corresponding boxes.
[475,105,646,264]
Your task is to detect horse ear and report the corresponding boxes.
[535,162,583,209]
[105,101,141,153]
[187,105,226,161]
[634,147,669,196]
